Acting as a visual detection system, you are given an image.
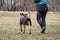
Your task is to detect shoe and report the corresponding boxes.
[41,27,46,34]
[41,31,45,34]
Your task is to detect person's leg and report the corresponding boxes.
[41,12,47,33]
[36,4,47,34]
[36,4,44,29]
[36,11,43,29]
[42,12,47,27]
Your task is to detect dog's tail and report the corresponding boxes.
[28,11,32,18]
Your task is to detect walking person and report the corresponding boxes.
[34,0,48,34]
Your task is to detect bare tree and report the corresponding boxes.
[0,0,5,10]
[11,0,16,11]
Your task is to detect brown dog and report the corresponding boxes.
[19,12,32,34]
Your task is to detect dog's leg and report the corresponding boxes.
[29,26,31,34]
[20,25,22,32]
[23,25,26,34]
[28,21,31,34]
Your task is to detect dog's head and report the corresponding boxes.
[20,12,31,18]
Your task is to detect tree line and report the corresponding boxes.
[0,0,60,11]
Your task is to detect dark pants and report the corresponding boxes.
[36,4,48,29]
[37,11,47,29]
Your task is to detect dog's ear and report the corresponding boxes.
[23,14,27,17]
[20,13,24,15]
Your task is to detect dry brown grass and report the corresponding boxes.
[0,11,60,40]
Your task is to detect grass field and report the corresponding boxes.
[0,11,60,40]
